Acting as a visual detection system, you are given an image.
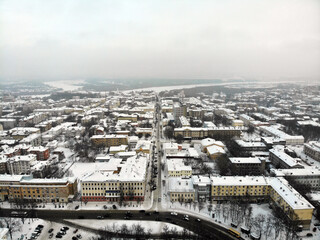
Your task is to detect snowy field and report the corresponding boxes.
[45,80,85,91]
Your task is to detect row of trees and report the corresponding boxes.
[92,222,198,240]
[215,201,302,240]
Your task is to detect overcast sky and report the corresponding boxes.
[1,0,319,82]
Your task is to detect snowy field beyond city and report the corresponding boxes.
[45,80,85,91]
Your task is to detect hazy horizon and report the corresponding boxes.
[1,0,320,82]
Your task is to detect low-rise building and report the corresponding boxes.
[207,145,226,160]
[7,154,37,175]
[81,155,147,202]
[163,142,179,156]
[232,119,244,127]
[109,145,128,155]
[201,138,225,152]
[269,148,304,169]
[269,177,314,229]
[260,126,304,145]
[192,175,211,202]
[91,135,128,147]
[28,146,50,160]
[20,133,42,146]
[167,159,192,178]
[234,140,267,153]
[179,116,190,127]
[134,140,151,154]
[210,176,314,228]
[168,177,195,202]
[270,167,320,190]
[0,174,77,203]
[229,157,265,175]
[304,141,320,162]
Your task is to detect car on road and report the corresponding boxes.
[195,218,201,222]
[124,216,130,220]
[171,212,178,216]
[145,212,152,216]
[55,233,63,238]
[97,216,103,219]
[104,213,110,218]
[154,211,159,214]
[125,211,133,217]
[183,215,189,221]
[139,210,146,213]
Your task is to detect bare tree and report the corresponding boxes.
[120,224,129,235]
[264,215,274,239]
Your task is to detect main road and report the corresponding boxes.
[0,208,237,240]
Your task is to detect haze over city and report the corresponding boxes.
[1,0,320,82]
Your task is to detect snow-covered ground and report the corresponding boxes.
[45,80,85,91]
[291,145,320,168]
[10,218,98,240]
[66,219,185,235]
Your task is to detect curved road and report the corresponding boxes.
[0,208,237,240]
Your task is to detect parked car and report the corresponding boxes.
[75,205,79,210]
[112,205,117,209]
[48,228,54,233]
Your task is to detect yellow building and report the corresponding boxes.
[117,114,138,122]
[210,176,314,229]
[211,176,270,202]
[91,135,128,147]
[0,174,77,203]
[231,120,244,127]
[168,178,195,202]
[269,178,314,229]
[174,127,208,139]
[167,159,192,178]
